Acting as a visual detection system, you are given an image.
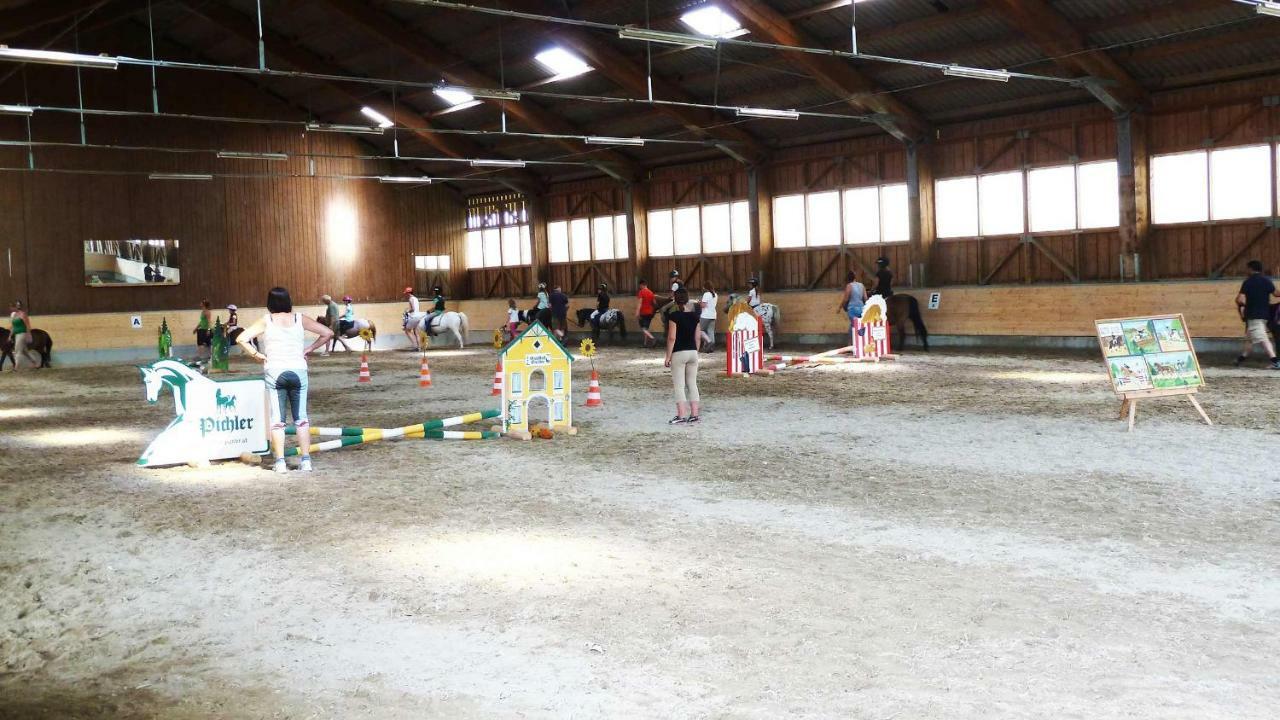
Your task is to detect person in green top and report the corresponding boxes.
[8,300,37,371]
[194,299,212,362]
[422,286,446,336]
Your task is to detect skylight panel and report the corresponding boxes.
[680,6,745,38]
[434,87,476,106]
[534,47,591,80]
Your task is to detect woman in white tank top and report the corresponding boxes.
[236,287,334,474]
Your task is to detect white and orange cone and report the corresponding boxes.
[490,361,503,396]
[584,369,603,407]
[418,355,432,388]
[357,354,372,384]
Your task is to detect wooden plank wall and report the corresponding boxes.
[0,57,464,315]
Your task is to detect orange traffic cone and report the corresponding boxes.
[357,354,372,384]
[584,369,603,407]
[490,361,503,396]
[418,355,432,388]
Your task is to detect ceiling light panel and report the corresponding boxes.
[534,47,591,80]
[680,6,745,39]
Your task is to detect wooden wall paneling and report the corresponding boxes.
[0,170,28,308]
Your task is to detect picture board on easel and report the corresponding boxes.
[1094,314,1211,431]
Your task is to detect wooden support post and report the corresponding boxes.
[529,192,550,293]
[1117,112,1150,281]
[626,181,649,286]
[749,166,773,289]
[907,142,936,287]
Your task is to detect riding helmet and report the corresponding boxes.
[538,282,546,290]
[226,304,237,311]
[876,257,890,266]
[748,277,758,286]
[433,286,442,294]
[403,287,414,295]
[599,283,608,290]
[669,269,680,277]
[342,295,352,303]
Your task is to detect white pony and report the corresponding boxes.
[409,311,471,349]
[723,293,780,350]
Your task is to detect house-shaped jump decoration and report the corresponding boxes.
[499,321,576,439]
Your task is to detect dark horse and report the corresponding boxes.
[0,326,53,369]
[884,294,929,351]
[575,307,627,344]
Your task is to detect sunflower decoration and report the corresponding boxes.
[493,327,506,349]
[358,328,374,342]
[417,329,429,349]
[579,338,597,358]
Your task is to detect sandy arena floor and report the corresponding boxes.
[1,340,1278,719]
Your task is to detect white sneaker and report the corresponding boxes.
[299,457,313,473]
[273,458,288,474]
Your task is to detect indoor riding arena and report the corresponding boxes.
[2,1,1278,718]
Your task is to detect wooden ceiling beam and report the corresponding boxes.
[175,0,543,193]
[317,0,638,182]
[0,0,109,41]
[717,0,929,143]
[983,0,1148,114]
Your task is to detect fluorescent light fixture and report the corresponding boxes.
[1257,1,1280,17]
[0,46,118,69]
[534,47,591,80]
[0,104,33,116]
[942,64,1011,82]
[618,27,718,49]
[216,150,287,161]
[360,106,394,128]
[680,6,744,39]
[585,136,645,147]
[470,159,527,168]
[736,106,800,120]
[449,85,521,102]
[148,173,213,181]
[378,175,433,184]
[306,121,384,135]
[434,87,476,106]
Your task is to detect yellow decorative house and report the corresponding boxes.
[499,321,575,438]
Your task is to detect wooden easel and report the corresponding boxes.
[1118,388,1212,432]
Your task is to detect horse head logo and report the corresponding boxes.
[137,359,207,417]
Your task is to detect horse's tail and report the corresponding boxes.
[907,295,929,351]
[617,312,627,338]
[458,312,470,346]
[772,303,781,332]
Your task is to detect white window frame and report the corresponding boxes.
[465,200,531,269]
[647,200,752,257]
[1151,144,1276,226]
[413,254,451,271]
[937,160,1123,239]
[774,183,910,248]
[547,213,630,264]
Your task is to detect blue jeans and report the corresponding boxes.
[266,369,309,430]
[847,305,864,326]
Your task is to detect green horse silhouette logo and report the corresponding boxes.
[215,388,236,415]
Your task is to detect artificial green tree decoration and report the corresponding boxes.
[158,318,173,359]
[210,317,229,371]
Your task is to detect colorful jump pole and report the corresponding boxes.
[759,345,854,373]
[280,409,501,456]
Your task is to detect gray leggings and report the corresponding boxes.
[671,350,700,403]
[698,318,715,348]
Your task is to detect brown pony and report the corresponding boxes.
[884,294,929,351]
[0,327,53,369]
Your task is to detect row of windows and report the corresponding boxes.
[548,215,630,263]
[1151,145,1277,225]
[934,161,1120,239]
[774,185,909,248]
[464,225,532,269]
[649,201,752,257]
[413,254,451,271]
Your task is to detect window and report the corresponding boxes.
[1151,151,1208,224]
[534,47,591,81]
[938,162,1121,238]
[413,255,451,271]
[979,171,1024,236]
[773,195,805,248]
[935,177,978,238]
[777,184,909,247]
[1077,161,1120,229]
[1210,145,1271,221]
[647,200,752,257]
[547,214,629,263]
[465,196,531,269]
[1151,145,1272,225]
[1028,166,1076,233]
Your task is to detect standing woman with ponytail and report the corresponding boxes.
[664,287,703,425]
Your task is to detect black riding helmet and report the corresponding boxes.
[669,269,680,278]
[598,283,608,290]
[748,277,759,286]
[876,257,890,267]
[537,282,546,290]
[433,286,442,294]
